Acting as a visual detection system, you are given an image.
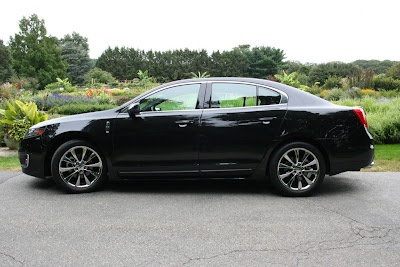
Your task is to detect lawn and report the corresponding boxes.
[0,144,399,172]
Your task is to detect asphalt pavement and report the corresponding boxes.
[0,171,399,266]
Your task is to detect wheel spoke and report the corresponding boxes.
[60,166,75,173]
[283,154,295,165]
[83,173,91,185]
[81,147,87,161]
[298,179,302,190]
[64,171,77,182]
[85,162,101,168]
[288,176,296,188]
[75,174,81,187]
[279,163,292,169]
[279,171,294,180]
[85,153,97,163]
[303,176,313,185]
[294,149,300,164]
[303,159,317,168]
[63,157,75,165]
[302,151,310,163]
[71,149,79,162]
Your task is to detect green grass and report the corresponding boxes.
[374,144,400,160]
[0,145,399,172]
[0,156,21,171]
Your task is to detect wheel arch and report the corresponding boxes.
[43,132,109,178]
[266,136,331,177]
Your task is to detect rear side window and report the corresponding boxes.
[211,83,257,108]
[258,87,282,105]
[210,83,283,108]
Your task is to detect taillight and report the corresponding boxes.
[353,108,368,128]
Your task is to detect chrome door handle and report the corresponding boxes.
[259,117,276,125]
[175,120,193,127]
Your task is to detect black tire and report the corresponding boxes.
[51,140,107,193]
[269,142,325,197]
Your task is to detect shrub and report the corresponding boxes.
[334,98,400,144]
[360,89,379,97]
[0,100,48,140]
[343,87,362,99]
[323,75,342,89]
[323,88,344,101]
[51,104,118,115]
[33,93,100,111]
[9,76,40,90]
[0,83,13,99]
[373,75,400,90]
[84,68,117,84]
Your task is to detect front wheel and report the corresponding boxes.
[269,142,325,196]
[51,140,107,193]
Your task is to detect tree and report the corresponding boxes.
[308,62,359,85]
[385,63,400,80]
[0,40,13,84]
[9,14,67,88]
[59,32,92,85]
[247,46,286,78]
[352,59,398,74]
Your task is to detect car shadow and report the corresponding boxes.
[27,174,361,197]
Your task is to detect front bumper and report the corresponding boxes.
[19,136,47,179]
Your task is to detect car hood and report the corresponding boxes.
[33,108,119,128]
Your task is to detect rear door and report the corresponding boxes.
[198,82,288,177]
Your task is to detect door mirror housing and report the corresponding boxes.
[127,103,140,117]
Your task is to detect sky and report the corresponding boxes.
[1,0,399,64]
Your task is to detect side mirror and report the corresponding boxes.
[127,103,140,117]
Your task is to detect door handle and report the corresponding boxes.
[175,120,194,128]
[259,117,276,125]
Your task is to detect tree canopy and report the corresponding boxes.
[0,40,13,83]
[59,32,92,85]
[9,14,67,88]
[96,45,286,81]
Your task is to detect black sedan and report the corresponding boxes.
[19,78,374,196]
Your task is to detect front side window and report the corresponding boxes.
[139,84,200,112]
[210,83,283,108]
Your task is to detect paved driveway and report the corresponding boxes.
[1,172,399,266]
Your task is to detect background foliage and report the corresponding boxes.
[9,14,67,88]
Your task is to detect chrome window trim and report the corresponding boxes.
[207,80,289,104]
[121,80,289,113]
[202,103,287,112]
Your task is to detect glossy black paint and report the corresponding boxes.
[19,77,374,182]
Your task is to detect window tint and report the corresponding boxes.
[258,87,282,105]
[210,83,283,108]
[139,84,200,112]
[211,83,257,108]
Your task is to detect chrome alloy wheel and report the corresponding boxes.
[277,148,320,191]
[58,146,103,188]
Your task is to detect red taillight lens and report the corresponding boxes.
[353,108,368,128]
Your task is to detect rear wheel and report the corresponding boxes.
[269,142,325,196]
[51,140,107,193]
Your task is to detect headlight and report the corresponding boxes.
[25,126,46,138]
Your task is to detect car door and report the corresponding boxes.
[199,82,288,177]
[112,82,205,177]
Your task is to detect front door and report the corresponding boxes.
[112,83,204,177]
